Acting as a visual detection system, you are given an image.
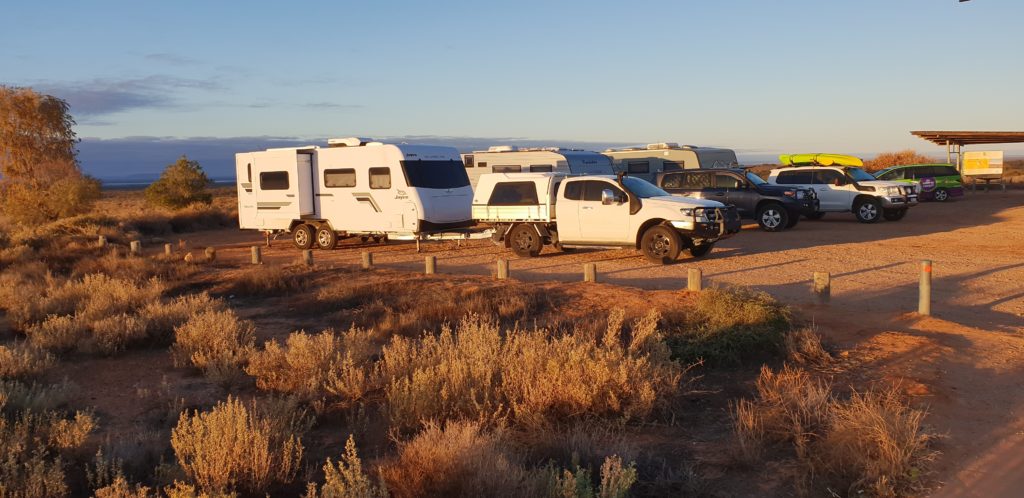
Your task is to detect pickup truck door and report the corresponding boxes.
[572,180,631,243]
[812,170,854,211]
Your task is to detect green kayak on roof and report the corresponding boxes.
[779,153,864,167]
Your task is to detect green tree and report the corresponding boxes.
[0,86,99,224]
[145,155,212,209]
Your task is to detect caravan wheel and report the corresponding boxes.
[316,227,338,249]
[292,225,314,250]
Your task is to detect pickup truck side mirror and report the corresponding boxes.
[601,189,616,205]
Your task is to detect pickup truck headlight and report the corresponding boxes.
[680,208,694,217]
[885,186,901,195]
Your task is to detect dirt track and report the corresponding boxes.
[190,190,1024,496]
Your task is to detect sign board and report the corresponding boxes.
[962,150,1003,177]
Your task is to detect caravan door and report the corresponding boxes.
[252,150,314,230]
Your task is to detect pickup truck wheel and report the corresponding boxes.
[883,208,908,221]
[640,225,682,264]
[933,188,949,202]
[854,198,882,223]
[756,203,789,232]
[315,227,337,249]
[292,225,314,250]
[805,211,826,220]
[689,243,714,258]
[509,224,542,257]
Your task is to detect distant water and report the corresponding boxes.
[102,179,235,191]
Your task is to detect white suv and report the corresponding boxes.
[767,166,918,223]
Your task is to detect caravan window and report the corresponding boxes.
[324,169,357,188]
[492,165,522,173]
[402,160,470,189]
[663,161,684,172]
[478,161,488,168]
[488,182,540,206]
[463,155,475,169]
[259,171,290,190]
[627,161,650,174]
[529,164,553,172]
[369,168,391,189]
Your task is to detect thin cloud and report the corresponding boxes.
[32,75,224,116]
[144,53,200,66]
[303,102,364,109]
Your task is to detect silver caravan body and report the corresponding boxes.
[603,143,740,183]
[236,138,473,239]
[461,146,613,188]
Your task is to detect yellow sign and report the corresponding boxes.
[963,151,1003,177]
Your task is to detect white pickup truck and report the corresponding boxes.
[472,172,741,263]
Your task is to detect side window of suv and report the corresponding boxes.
[715,173,742,189]
[563,181,583,200]
[775,170,813,185]
[683,172,713,189]
[661,173,684,189]
[879,169,903,180]
[814,169,846,185]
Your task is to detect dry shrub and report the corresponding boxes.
[551,455,638,498]
[172,310,255,383]
[817,387,936,496]
[378,421,542,498]
[315,279,548,336]
[0,343,54,379]
[304,435,387,498]
[0,381,70,413]
[140,293,224,344]
[94,476,157,498]
[72,249,199,282]
[785,326,832,367]
[171,396,303,495]
[668,286,790,365]
[732,366,937,496]
[229,265,308,297]
[19,275,165,354]
[862,150,936,172]
[0,408,97,497]
[736,365,832,459]
[383,312,680,430]
[246,328,377,409]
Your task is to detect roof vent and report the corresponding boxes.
[646,142,680,150]
[328,137,374,147]
[488,145,519,152]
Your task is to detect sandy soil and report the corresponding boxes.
[183,189,1024,496]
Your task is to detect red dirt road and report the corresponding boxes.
[187,190,1024,496]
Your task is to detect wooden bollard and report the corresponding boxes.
[130,240,142,257]
[361,251,373,270]
[425,255,436,274]
[164,243,173,257]
[583,263,597,283]
[97,235,107,248]
[178,239,188,251]
[687,268,703,292]
[204,247,216,262]
[813,272,831,303]
[919,260,932,315]
[496,259,509,280]
[251,246,262,265]
[302,249,313,267]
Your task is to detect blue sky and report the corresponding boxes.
[3,0,1023,178]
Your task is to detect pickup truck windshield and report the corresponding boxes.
[845,167,877,182]
[401,160,470,189]
[745,172,767,185]
[621,177,670,198]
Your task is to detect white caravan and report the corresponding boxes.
[603,143,740,183]
[461,146,613,188]
[236,137,473,249]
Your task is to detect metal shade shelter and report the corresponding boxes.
[911,131,1024,171]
